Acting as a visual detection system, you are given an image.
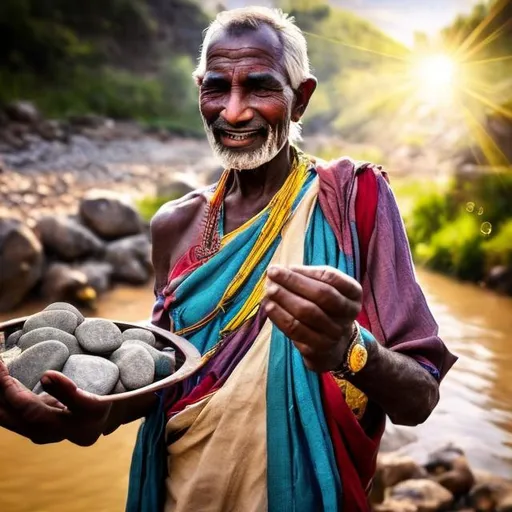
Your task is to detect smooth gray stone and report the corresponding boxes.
[19,327,83,355]
[122,328,156,347]
[6,330,23,349]
[112,380,127,394]
[110,345,154,391]
[123,339,175,380]
[44,302,85,324]
[62,354,119,395]
[75,319,123,354]
[23,310,78,335]
[7,341,69,390]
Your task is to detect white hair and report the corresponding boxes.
[193,6,312,143]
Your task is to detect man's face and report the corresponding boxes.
[199,24,294,170]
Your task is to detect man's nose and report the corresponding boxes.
[220,90,253,125]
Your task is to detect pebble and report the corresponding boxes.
[75,318,123,354]
[123,339,175,379]
[23,310,78,335]
[18,327,83,355]
[113,380,127,394]
[110,345,155,391]
[122,328,156,347]
[5,329,23,349]
[7,341,69,390]
[44,302,85,324]
[62,354,119,395]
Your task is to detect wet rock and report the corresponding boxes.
[123,339,175,379]
[62,354,119,395]
[4,101,40,125]
[79,190,142,239]
[0,217,44,312]
[7,341,69,390]
[6,330,23,349]
[425,444,475,499]
[18,327,82,355]
[36,215,104,261]
[122,328,156,347]
[23,310,78,335]
[75,319,123,354]
[105,234,151,284]
[371,452,426,504]
[44,302,85,324]
[110,345,155,390]
[41,263,97,308]
[389,479,454,512]
[73,261,113,294]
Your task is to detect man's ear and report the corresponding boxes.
[291,77,317,122]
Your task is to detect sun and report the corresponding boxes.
[410,53,460,104]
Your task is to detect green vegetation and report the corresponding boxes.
[0,0,207,132]
[395,171,512,282]
[135,194,182,223]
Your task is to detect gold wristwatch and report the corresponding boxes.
[332,321,368,378]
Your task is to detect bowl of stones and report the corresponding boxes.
[0,302,202,402]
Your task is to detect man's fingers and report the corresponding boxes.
[265,281,343,341]
[41,372,109,418]
[285,265,362,302]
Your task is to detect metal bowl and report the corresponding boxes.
[0,316,202,402]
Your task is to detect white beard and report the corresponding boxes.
[203,117,290,170]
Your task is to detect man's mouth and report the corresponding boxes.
[217,129,265,148]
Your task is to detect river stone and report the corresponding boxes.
[113,380,127,394]
[23,310,78,335]
[123,339,175,379]
[110,345,154,390]
[389,479,454,512]
[6,329,23,349]
[44,302,84,324]
[18,327,83,355]
[62,354,119,395]
[7,341,69,390]
[75,319,123,354]
[122,328,156,347]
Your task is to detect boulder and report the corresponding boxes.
[73,261,113,294]
[389,479,454,512]
[0,218,44,312]
[36,215,104,261]
[41,263,97,308]
[7,340,69,390]
[75,319,123,354]
[4,101,40,125]
[62,354,119,395]
[105,234,151,284]
[79,190,142,239]
[424,444,475,498]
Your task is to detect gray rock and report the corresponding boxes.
[23,310,78,334]
[122,328,156,347]
[36,215,104,261]
[113,379,127,394]
[6,329,23,349]
[105,234,151,285]
[0,217,44,312]
[123,339,175,379]
[73,261,113,294]
[75,319,123,354]
[62,354,119,395]
[79,190,142,239]
[110,345,155,390]
[5,101,40,124]
[32,381,43,395]
[7,341,69,390]
[19,327,83,355]
[44,302,85,324]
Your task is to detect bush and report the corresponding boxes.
[484,219,512,269]
[135,194,181,222]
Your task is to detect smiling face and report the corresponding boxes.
[199,24,295,170]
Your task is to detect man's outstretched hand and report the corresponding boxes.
[0,360,111,446]
[264,265,362,372]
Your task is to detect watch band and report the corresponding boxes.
[331,321,367,378]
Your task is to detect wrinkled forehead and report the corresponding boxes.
[205,24,288,80]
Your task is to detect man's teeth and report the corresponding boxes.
[224,131,257,141]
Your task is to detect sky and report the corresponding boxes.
[219,0,484,47]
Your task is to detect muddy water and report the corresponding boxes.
[0,270,511,511]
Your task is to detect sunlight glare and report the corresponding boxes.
[412,54,459,104]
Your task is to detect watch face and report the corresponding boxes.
[349,343,368,373]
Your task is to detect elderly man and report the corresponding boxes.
[0,6,456,512]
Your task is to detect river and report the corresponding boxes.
[0,269,511,511]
